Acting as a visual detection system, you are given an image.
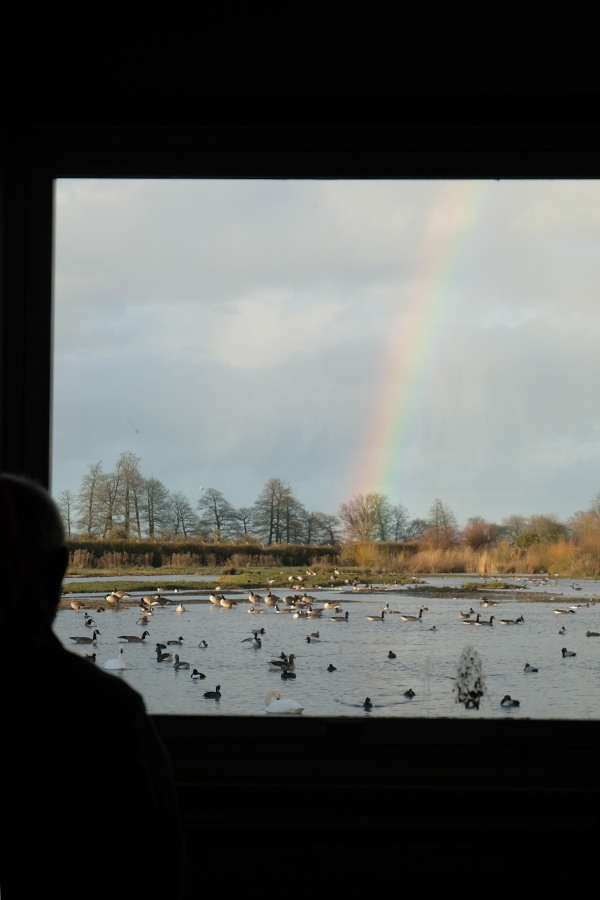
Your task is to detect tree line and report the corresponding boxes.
[56,451,600,550]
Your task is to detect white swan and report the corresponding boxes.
[104,647,127,670]
[265,689,304,714]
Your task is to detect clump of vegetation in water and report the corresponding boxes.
[454,645,486,710]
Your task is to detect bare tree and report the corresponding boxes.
[390,503,410,541]
[233,506,255,539]
[75,461,105,536]
[169,492,200,538]
[338,493,391,541]
[143,477,172,537]
[252,478,297,545]
[463,517,498,550]
[425,498,459,549]
[197,487,236,541]
[57,488,75,536]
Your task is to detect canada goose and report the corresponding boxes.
[586,631,600,637]
[479,598,497,608]
[459,608,476,619]
[404,688,416,699]
[219,596,237,609]
[248,590,263,604]
[523,662,539,673]
[203,685,221,699]
[166,636,184,645]
[501,695,520,707]
[117,630,150,643]
[268,653,296,671]
[112,590,130,600]
[274,604,292,614]
[329,610,349,621]
[175,603,186,613]
[69,629,101,644]
[265,689,304,714]
[327,663,337,672]
[500,616,524,625]
[554,608,575,615]
[463,613,481,625]
[475,615,495,626]
[82,651,96,662]
[366,610,386,622]
[156,648,173,662]
[263,592,278,607]
[173,653,190,670]
[400,607,424,622]
[561,647,577,657]
[104,647,127,670]
[136,615,152,626]
[248,607,264,614]
[362,697,373,710]
[191,669,206,680]
[209,593,223,605]
[388,650,397,659]
[70,600,84,612]
[105,592,122,605]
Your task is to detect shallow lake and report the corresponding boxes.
[54,576,600,720]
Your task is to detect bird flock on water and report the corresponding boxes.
[63,581,600,715]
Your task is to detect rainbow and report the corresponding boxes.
[348,180,489,508]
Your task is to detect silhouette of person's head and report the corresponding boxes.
[0,473,68,632]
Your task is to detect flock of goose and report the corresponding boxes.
[63,583,600,716]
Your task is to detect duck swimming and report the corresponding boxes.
[523,662,539,673]
[501,695,520,707]
[362,697,373,711]
[561,647,577,657]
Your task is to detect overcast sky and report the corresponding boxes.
[51,179,600,528]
